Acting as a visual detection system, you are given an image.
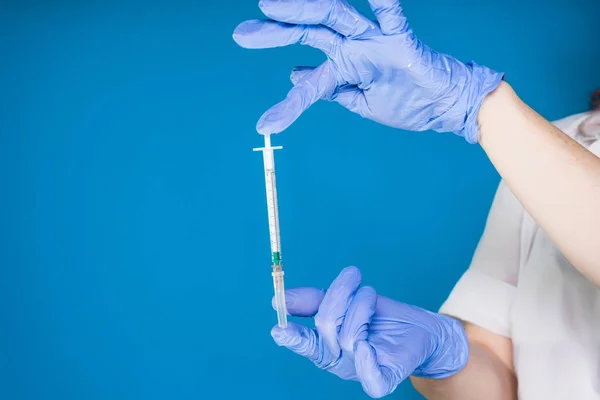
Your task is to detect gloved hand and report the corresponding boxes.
[270,267,468,398]
[233,0,504,144]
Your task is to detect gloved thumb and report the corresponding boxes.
[271,287,325,317]
[271,322,320,363]
[290,66,314,86]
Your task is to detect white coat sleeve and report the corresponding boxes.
[439,180,524,338]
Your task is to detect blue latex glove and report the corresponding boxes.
[233,0,504,144]
[271,267,468,398]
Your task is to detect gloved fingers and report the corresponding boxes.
[256,62,338,135]
[271,287,326,317]
[258,0,375,38]
[314,266,362,361]
[367,0,409,35]
[291,67,347,100]
[271,322,320,362]
[331,86,374,119]
[289,66,372,120]
[339,286,377,354]
[233,19,340,58]
[354,341,397,399]
[290,66,316,86]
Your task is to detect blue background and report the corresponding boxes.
[0,0,598,399]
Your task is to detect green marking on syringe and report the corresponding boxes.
[272,251,282,265]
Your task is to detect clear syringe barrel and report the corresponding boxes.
[263,150,281,255]
[253,135,288,329]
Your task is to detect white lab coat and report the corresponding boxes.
[439,111,600,400]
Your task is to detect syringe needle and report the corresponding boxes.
[272,265,288,328]
[253,135,288,329]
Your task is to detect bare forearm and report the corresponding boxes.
[478,81,600,286]
[410,342,517,400]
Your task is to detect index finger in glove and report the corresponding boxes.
[258,0,375,38]
[233,20,340,58]
[256,61,338,135]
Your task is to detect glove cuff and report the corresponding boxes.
[412,315,469,379]
[459,62,505,144]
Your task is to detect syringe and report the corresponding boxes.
[253,134,288,328]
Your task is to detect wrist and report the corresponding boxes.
[477,80,520,145]
[459,62,505,144]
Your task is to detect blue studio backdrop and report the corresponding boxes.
[1,0,598,399]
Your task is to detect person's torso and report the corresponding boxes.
[509,113,600,400]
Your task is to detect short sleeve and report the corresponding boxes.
[439,180,524,338]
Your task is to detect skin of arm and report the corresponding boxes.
[410,323,518,400]
[477,81,600,286]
